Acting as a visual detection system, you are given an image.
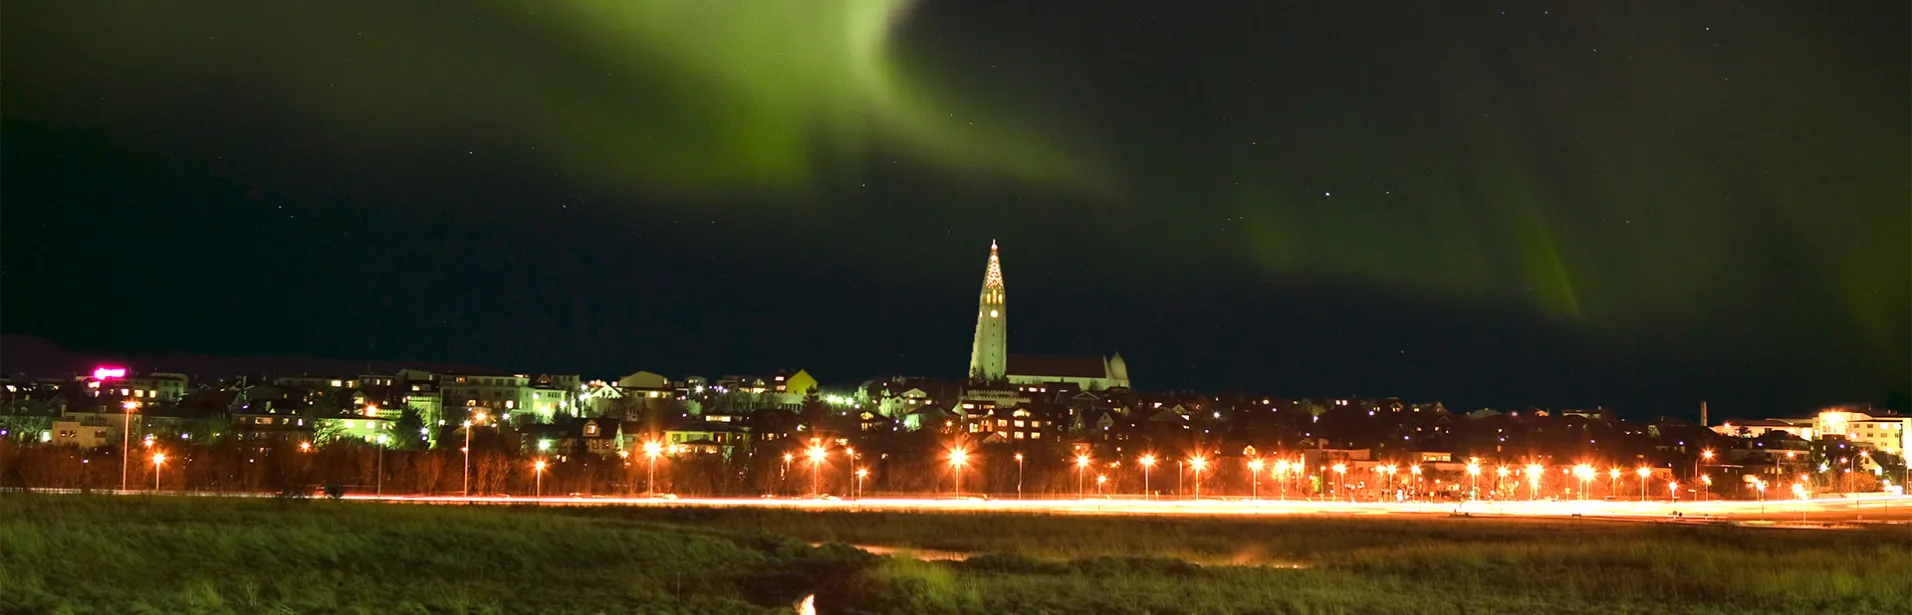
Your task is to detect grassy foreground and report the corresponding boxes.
[5,497,1910,614]
[563,507,1912,614]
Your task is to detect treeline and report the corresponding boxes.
[0,433,1344,498]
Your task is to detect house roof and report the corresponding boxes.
[1726,419,1797,427]
[1007,355,1107,379]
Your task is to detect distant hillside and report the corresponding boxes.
[0,335,509,379]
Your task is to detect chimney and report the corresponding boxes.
[1699,401,1708,428]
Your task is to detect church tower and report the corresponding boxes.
[968,240,1007,382]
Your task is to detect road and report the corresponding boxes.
[338,492,1912,525]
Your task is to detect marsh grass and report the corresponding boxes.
[8,497,1908,614]
[590,507,1912,614]
[0,496,860,614]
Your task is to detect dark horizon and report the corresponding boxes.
[4,2,1906,420]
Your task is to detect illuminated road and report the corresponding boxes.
[341,493,1912,524]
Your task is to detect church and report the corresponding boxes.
[966,241,1131,392]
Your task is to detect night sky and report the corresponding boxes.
[3,1,1906,418]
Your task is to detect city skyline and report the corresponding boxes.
[3,2,1906,418]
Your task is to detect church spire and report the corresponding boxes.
[983,239,1004,290]
[968,241,1007,383]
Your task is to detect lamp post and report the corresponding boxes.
[1636,467,1650,502]
[1096,475,1106,497]
[534,459,546,501]
[1754,479,1766,518]
[1667,480,1679,503]
[1409,465,1421,502]
[462,411,487,498]
[1014,453,1024,499]
[1331,463,1346,503]
[1274,460,1288,501]
[1573,465,1593,501]
[1608,468,1620,500]
[120,401,141,493]
[1700,474,1712,503]
[1191,456,1208,501]
[1075,454,1092,500]
[150,452,165,492]
[806,445,826,498]
[1140,455,1156,500]
[1526,464,1543,501]
[1466,460,1481,501]
[950,449,968,498]
[376,434,388,497]
[1248,459,1263,502]
[1384,465,1397,501]
[844,447,856,496]
[643,441,662,496]
[855,468,868,501]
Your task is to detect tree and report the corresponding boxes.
[394,407,426,450]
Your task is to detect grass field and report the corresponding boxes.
[6,496,1910,614]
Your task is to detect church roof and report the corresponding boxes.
[1007,355,1107,379]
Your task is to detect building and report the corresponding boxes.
[664,419,751,459]
[1712,418,1813,440]
[314,416,397,446]
[968,241,1009,382]
[437,371,580,423]
[962,241,1130,391]
[1715,407,1909,458]
[1814,407,1909,457]
[1006,354,1131,391]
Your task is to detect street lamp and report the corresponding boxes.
[855,468,868,501]
[1096,475,1107,497]
[121,400,141,492]
[1383,465,1397,500]
[1408,464,1421,502]
[1667,480,1679,502]
[1274,460,1289,501]
[375,433,388,497]
[806,445,827,498]
[1793,483,1809,522]
[1014,453,1024,499]
[1075,454,1092,500]
[1525,463,1543,501]
[1573,465,1593,501]
[643,441,662,496]
[1636,467,1650,502]
[534,460,547,501]
[1608,467,1620,498]
[1191,456,1209,501]
[950,448,969,498]
[1248,459,1263,501]
[1700,474,1712,502]
[1331,463,1346,502]
[150,452,165,492]
[1466,460,1481,501]
[1754,478,1766,518]
[1140,454,1156,500]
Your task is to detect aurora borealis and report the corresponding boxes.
[3,1,1906,414]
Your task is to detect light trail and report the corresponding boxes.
[338,493,1912,524]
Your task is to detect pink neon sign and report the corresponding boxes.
[92,367,127,380]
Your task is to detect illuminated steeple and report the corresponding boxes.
[968,240,1007,382]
